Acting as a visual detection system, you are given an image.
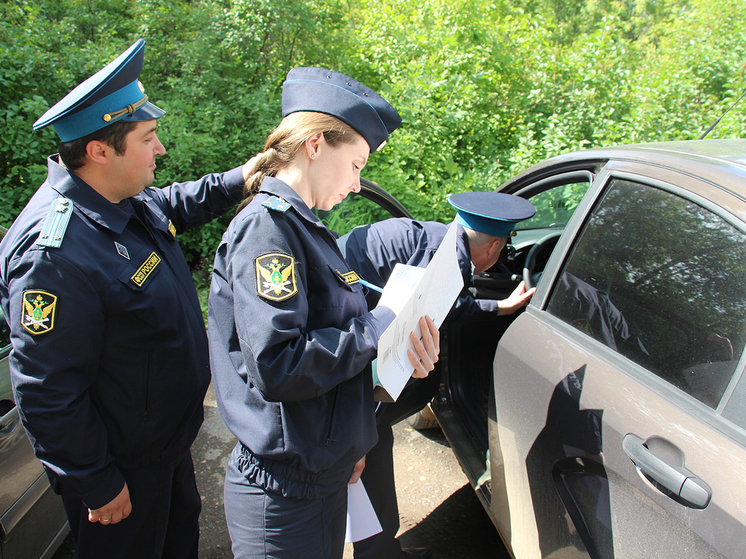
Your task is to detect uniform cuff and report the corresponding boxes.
[223,166,247,205]
[79,466,127,511]
[365,306,396,340]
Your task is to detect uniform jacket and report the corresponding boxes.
[208,177,395,500]
[0,155,245,509]
[342,218,500,318]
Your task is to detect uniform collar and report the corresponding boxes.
[259,177,327,229]
[47,155,133,235]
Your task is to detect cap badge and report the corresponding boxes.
[256,253,297,302]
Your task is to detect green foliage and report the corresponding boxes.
[521,182,589,230]
[3,0,746,272]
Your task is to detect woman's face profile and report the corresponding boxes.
[308,134,369,211]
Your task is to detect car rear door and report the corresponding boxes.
[491,160,746,559]
[0,306,69,558]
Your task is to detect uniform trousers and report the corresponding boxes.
[224,446,349,559]
[60,449,201,559]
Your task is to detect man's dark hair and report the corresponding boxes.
[58,120,139,170]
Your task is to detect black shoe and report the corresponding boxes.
[402,548,433,559]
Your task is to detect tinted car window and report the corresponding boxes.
[547,178,746,409]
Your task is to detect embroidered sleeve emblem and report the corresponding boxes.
[256,253,297,302]
[22,290,57,335]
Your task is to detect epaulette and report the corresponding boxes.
[262,196,291,213]
[36,198,73,248]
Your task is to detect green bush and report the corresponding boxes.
[3,0,746,282]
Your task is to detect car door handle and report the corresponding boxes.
[0,404,19,434]
[623,433,711,509]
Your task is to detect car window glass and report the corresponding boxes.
[518,182,589,231]
[316,193,400,236]
[547,178,746,409]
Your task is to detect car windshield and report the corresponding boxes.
[517,182,589,231]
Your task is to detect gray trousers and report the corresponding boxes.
[224,448,348,559]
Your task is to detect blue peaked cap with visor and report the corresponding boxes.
[281,67,401,153]
[449,192,536,238]
[33,39,165,142]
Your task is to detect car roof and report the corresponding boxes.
[502,139,746,199]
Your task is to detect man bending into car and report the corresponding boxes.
[341,191,536,559]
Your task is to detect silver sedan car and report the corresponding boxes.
[329,140,746,559]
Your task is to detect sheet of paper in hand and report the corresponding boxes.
[374,221,464,402]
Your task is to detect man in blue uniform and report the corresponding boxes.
[341,191,536,559]
[0,39,253,558]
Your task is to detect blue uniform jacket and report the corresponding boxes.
[208,177,395,500]
[0,155,245,509]
[342,218,500,318]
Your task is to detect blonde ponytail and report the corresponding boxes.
[235,112,359,214]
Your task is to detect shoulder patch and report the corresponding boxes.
[256,253,297,302]
[261,196,291,213]
[37,198,73,248]
[22,290,57,335]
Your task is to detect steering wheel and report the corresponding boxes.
[523,232,562,290]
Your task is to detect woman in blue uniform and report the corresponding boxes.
[208,67,440,559]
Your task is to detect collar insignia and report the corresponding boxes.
[22,290,57,335]
[168,220,177,238]
[256,253,297,302]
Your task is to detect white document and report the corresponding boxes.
[345,481,382,543]
[375,221,464,402]
[377,263,426,315]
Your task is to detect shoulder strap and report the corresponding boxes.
[261,195,291,213]
[36,198,73,248]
